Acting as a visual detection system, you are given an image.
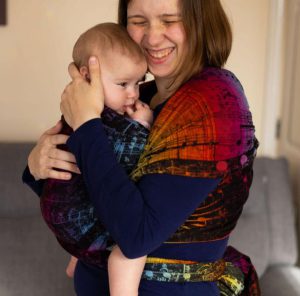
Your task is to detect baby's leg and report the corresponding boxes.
[108,245,146,296]
[66,256,78,278]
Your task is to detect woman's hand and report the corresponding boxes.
[28,121,80,180]
[60,56,105,131]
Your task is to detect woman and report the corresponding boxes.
[24,0,260,295]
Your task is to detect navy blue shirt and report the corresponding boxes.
[22,85,227,295]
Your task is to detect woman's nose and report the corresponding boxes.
[144,23,165,47]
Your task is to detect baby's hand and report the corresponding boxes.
[125,100,153,129]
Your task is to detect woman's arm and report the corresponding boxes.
[67,119,220,258]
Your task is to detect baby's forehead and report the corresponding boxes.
[100,45,145,63]
[100,51,147,80]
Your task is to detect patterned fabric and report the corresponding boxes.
[41,67,260,295]
[131,67,259,243]
[40,108,149,266]
[142,246,261,296]
[222,246,261,296]
[132,67,260,294]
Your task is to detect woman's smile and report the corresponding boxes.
[145,47,175,64]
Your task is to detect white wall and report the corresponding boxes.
[0,0,118,141]
[223,0,270,153]
[0,0,270,148]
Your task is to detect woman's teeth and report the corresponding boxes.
[147,48,174,59]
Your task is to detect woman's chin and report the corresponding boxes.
[147,65,176,80]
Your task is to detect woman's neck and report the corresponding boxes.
[150,77,175,109]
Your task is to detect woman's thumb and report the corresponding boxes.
[88,56,101,87]
[45,120,63,135]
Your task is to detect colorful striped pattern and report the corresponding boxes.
[132,67,259,243]
[143,246,260,295]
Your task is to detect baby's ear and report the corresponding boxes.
[79,66,90,82]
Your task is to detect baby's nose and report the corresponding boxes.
[127,89,138,100]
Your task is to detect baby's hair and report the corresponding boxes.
[73,22,145,69]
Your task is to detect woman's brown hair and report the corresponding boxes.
[118,0,232,90]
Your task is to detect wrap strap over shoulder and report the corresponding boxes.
[132,67,259,243]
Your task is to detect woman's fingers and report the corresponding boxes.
[68,62,82,80]
[47,169,72,181]
[49,148,77,164]
[44,120,63,136]
[47,134,69,146]
[28,123,80,180]
[88,56,101,88]
[49,158,80,175]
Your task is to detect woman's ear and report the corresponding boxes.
[79,66,91,82]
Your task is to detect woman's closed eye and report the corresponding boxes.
[132,21,147,26]
[127,17,148,26]
[161,17,182,25]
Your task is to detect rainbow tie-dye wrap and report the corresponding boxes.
[40,108,149,267]
[131,67,260,295]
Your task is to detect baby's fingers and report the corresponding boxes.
[135,100,148,110]
[124,105,135,117]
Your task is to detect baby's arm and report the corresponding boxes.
[108,245,146,296]
[125,100,153,129]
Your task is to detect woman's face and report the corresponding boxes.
[126,0,187,80]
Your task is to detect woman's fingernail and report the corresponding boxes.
[89,56,97,64]
[64,173,71,180]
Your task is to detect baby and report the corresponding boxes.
[40,23,152,296]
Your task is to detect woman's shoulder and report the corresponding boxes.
[162,67,256,161]
[188,67,244,93]
[178,67,250,111]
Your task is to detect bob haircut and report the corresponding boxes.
[118,0,232,90]
[73,22,145,69]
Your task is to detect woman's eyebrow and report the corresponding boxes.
[160,13,182,17]
[127,15,145,19]
[127,13,181,19]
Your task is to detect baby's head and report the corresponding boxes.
[73,23,147,114]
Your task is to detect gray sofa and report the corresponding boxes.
[0,142,300,295]
[229,156,300,295]
[0,143,74,296]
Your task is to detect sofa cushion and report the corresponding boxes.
[0,143,40,217]
[260,265,300,296]
[228,208,269,277]
[242,156,268,215]
[264,157,298,266]
[229,157,270,277]
[0,215,74,296]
